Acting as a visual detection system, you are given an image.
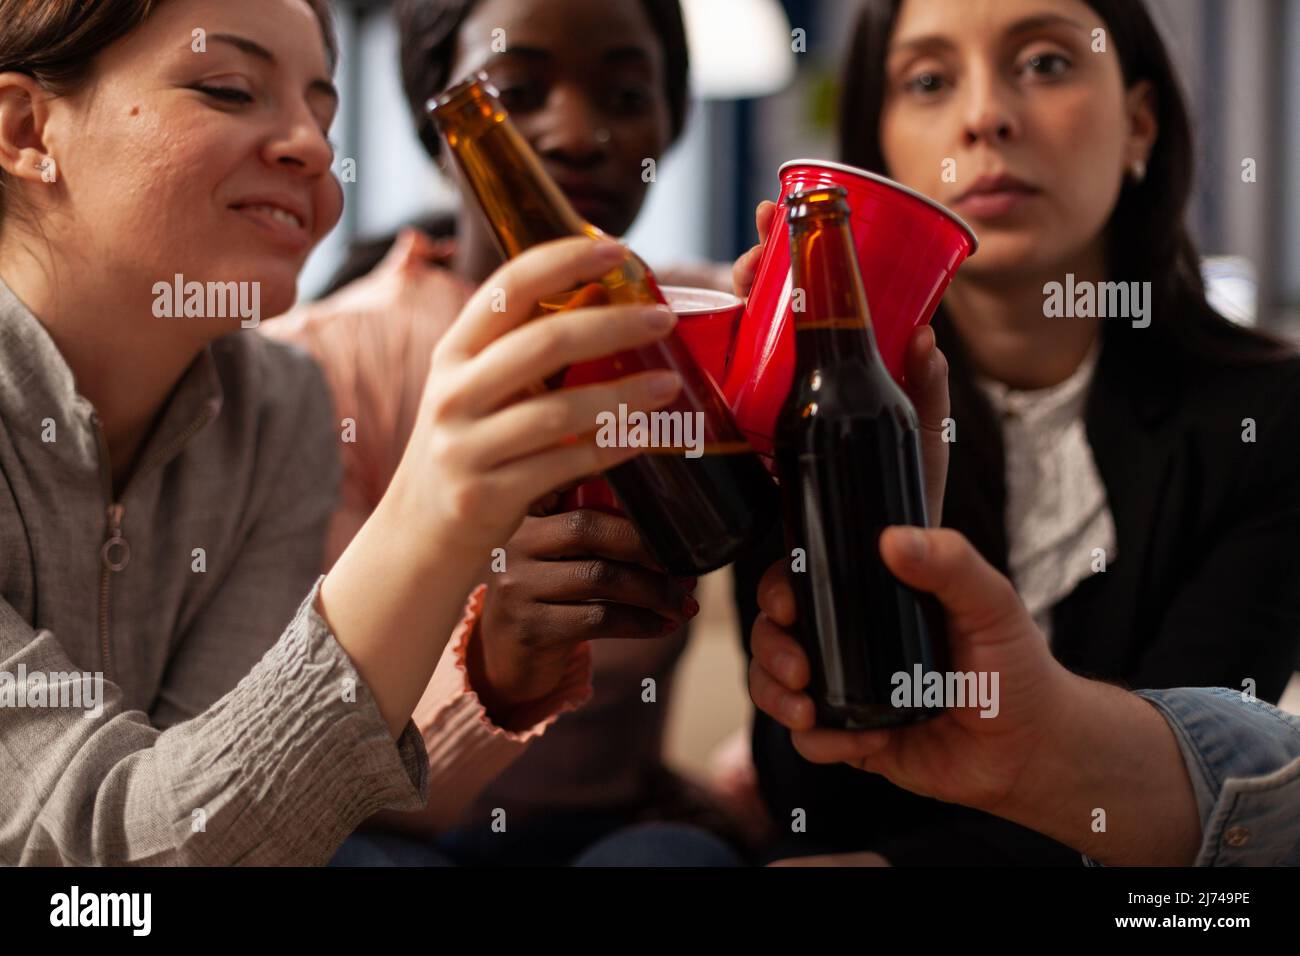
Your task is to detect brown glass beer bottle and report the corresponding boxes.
[774,185,948,728]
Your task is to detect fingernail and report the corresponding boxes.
[661,618,680,635]
[646,370,682,401]
[642,305,677,332]
[683,596,700,617]
[891,526,928,562]
[596,241,627,261]
[675,577,698,591]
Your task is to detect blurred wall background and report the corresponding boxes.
[303,0,1300,331]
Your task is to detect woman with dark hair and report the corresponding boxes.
[265,0,758,866]
[0,0,684,865]
[325,0,692,290]
[731,0,1300,864]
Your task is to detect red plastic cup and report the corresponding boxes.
[660,285,744,385]
[722,159,978,456]
[560,284,745,515]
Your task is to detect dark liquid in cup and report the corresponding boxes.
[607,444,778,576]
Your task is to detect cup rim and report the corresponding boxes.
[778,158,979,254]
[660,284,745,315]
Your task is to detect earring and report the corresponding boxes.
[1130,158,1147,183]
[594,128,611,145]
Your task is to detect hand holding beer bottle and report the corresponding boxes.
[749,526,1204,867]
[429,73,779,576]
[319,238,685,737]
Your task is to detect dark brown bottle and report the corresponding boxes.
[428,73,776,575]
[774,185,948,729]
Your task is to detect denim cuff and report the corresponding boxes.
[1132,687,1300,866]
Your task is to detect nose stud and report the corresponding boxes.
[594,128,611,144]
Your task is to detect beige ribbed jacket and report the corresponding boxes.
[0,278,433,865]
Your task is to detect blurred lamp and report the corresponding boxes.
[1201,256,1258,327]
[681,0,797,99]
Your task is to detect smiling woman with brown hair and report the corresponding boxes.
[0,0,684,865]
[731,0,1300,865]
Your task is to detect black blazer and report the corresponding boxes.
[732,310,1300,864]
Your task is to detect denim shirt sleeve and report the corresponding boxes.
[1083,687,1300,866]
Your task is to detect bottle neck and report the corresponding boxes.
[788,213,880,371]
[432,82,594,255]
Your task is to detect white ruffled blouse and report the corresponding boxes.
[974,343,1116,642]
